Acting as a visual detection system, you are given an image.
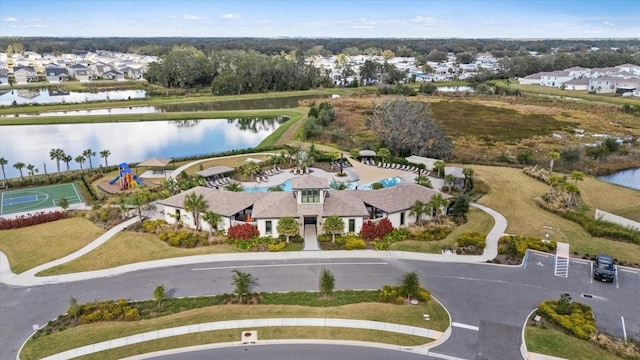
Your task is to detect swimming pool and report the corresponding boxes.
[244,177,402,193]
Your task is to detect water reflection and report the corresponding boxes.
[599,168,640,191]
[0,89,146,106]
[170,119,201,128]
[231,117,288,132]
[0,117,285,178]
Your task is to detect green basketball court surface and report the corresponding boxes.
[0,183,83,216]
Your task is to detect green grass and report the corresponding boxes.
[0,217,105,274]
[430,100,578,141]
[21,298,448,360]
[389,207,495,253]
[257,107,306,148]
[526,324,622,360]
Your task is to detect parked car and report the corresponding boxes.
[593,254,616,282]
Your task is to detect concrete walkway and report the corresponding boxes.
[41,318,444,360]
[0,202,507,287]
[303,224,320,251]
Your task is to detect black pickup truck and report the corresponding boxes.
[593,254,616,282]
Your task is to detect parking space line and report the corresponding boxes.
[621,316,627,343]
[590,262,593,284]
[620,268,637,274]
[616,268,619,289]
[426,351,467,360]
[451,322,479,331]
[571,259,589,265]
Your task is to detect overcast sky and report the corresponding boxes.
[1,0,639,38]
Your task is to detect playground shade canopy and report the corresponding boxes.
[137,157,173,167]
[359,150,376,157]
[196,166,235,178]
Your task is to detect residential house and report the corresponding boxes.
[444,167,466,188]
[615,78,640,95]
[589,77,618,93]
[0,69,9,86]
[564,66,591,78]
[45,68,69,83]
[158,177,449,236]
[518,72,543,85]
[103,69,125,81]
[540,71,573,87]
[590,67,621,78]
[13,66,38,84]
[68,63,87,76]
[562,78,590,90]
[74,69,90,82]
[615,63,640,75]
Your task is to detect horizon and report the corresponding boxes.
[1,0,639,39]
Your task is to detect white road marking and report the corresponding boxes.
[571,259,589,264]
[616,267,620,289]
[451,322,479,331]
[426,351,467,360]
[590,262,593,284]
[532,253,550,258]
[192,261,389,271]
[620,268,637,274]
[621,316,627,343]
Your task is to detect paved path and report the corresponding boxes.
[303,224,320,251]
[41,318,444,360]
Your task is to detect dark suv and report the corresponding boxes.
[593,254,616,282]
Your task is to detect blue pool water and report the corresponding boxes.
[244,176,402,193]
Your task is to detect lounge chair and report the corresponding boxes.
[276,166,282,172]
[262,175,269,182]
[256,177,261,183]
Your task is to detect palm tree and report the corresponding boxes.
[429,194,448,224]
[163,177,180,195]
[444,174,456,190]
[409,200,427,226]
[547,151,560,174]
[75,155,86,173]
[547,174,561,202]
[564,182,580,209]
[323,215,344,243]
[83,149,96,170]
[415,175,432,188]
[183,192,208,232]
[13,162,25,180]
[0,157,8,182]
[63,154,73,173]
[224,181,244,192]
[127,189,150,220]
[100,149,111,167]
[433,160,445,177]
[26,164,36,177]
[570,170,584,186]
[462,168,474,190]
[201,211,222,239]
[49,148,65,175]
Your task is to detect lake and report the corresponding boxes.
[0,89,147,106]
[0,117,286,179]
[599,168,640,191]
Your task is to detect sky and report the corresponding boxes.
[0,0,639,39]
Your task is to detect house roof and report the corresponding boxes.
[522,73,543,79]
[291,175,330,189]
[445,166,465,178]
[157,186,268,217]
[351,183,451,213]
[563,78,590,85]
[196,166,235,178]
[46,68,69,76]
[13,66,36,73]
[251,192,298,218]
[137,157,172,167]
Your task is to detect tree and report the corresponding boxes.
[100,149,111,167]
[0,157,7,182]
[547,174,561,202]
[449,195,471,220]
[409,200,428,226]
[564,182,580,209]
[401,271,420,301]
[58,197,69,210]
[83,149,96,170]
[570,170,584,186]
[13,162,25,180]
[429,194,448,224]
[49,148,65,175]
[433,160,445,177]
[319,268,335,297]
[462,168,475,190]
[67,297,81,321]
[183,192,208,232]
[26,164,36,177]
[444,174,456,189]
[323,215,344,243]
[415,175,433,188]
[153,285,166,305]
[202,211,222,239]
[75,155,86,173]
[224,181,244,192]
[127,189,150,220]
[376,147,391,163]
[547,151,560,173]
[370,97,452,158]
[277,216,299,244]
[63,154,73,173]
[231,269,255,302]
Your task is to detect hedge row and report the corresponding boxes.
[0,211,67,230]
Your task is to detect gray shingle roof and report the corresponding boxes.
[350,183,451,213]
[157,186,267,217]
[196,166,235,178]
[291,175,329,189]
[251,192,298,219]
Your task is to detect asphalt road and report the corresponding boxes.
[1,255,638,360]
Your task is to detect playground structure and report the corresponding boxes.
[109,163,144,190]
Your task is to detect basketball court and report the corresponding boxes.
[0,183,83,216]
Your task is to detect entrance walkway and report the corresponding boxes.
[554,242,570,278]
[303,224,320,251]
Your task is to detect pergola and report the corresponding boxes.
[196,166,235,180]
[136,157,173,175]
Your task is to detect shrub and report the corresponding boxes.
[414,226,452,241]
[142,219,166,233]
[360,218,394,242]
[0,211,67,230]
[159,230,207,248]
[537,294,596,340]
[457,232,486,249]
[345,238,367,250]
[378,285,431,303]
[78,299,141,324]
[498,235,556,259]
[317,233,332,242]
[269,241,286,252]
[227,223,260,240]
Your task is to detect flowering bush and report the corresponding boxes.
[227,223,260,240]
[359,218,394,242]
[0,211,67,230]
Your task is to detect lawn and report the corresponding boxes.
[389,207,494,253]
[470,165,640,264]
[21,301,448,360]
[0,217,104,274]
[579,176,640,222]
[526,324,622,360]
[38,231,242,276]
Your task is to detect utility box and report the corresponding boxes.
[241,330,257,344]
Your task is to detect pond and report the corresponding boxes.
[0,89,147,106]
[244,176,403,192]
[599,168,640,191]
[0,117,287,179]
[438,86,474,92]
[0,94,329,117]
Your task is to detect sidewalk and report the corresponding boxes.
[41,318,444,360]
[0,203,507,287]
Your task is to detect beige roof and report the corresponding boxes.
[251,192,298,219]
[138,157,173,167]
[196,166,235,178]
[445,166,465,179]
[157,187,267,217]
[323,191,369,217]
[359,150,376,157]
[291,175,330,189]
[351,183,451,213]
